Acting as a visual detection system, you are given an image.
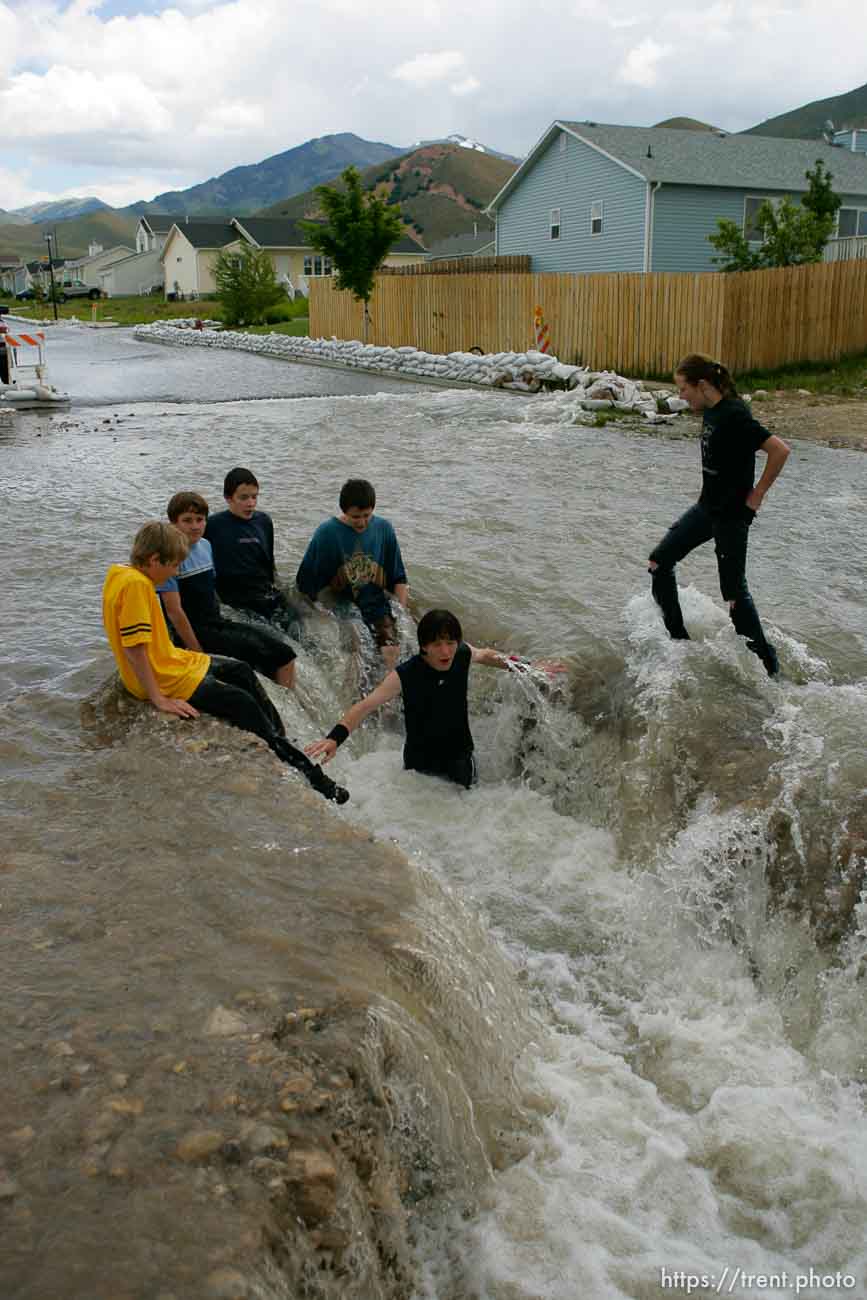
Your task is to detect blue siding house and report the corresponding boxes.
[487,121,867,272]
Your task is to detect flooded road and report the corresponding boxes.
[2,323,866,1300]
[42,320,434,406]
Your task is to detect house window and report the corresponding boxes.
[550,208,561,240]
[303,256,333,276]
[743,195,784,242]
[559,132,567,154]
[590,200,603,235]
[838,207,867,237]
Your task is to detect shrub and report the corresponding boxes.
[262,304,294,324]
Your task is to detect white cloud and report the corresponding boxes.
[193,100,266,139]
[0,0,864,206]
[393,50,468,86]
[747,2,794,31]
[618,37,674,88]
[0,166,56,210]
[1,66,173,136]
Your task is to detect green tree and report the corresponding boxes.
[213,244,285,326]
[708,159,842,272]
[299,166,405,338]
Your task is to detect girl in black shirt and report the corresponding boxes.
[648,353,790,676]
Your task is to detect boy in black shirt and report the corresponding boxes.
[648,353,790,676]
[158,491,297,688]
[205,467,299,632]
[305,609,518,789]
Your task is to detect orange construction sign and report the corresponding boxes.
[5,331,46,348]
[533,305,551,355]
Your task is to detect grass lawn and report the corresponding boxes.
[240,319,309,337]
[3,294,312,338]
[4,296,223,327]
[736,352,867,397]
[636,350,867,398]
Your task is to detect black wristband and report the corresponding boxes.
[327,724,349,747]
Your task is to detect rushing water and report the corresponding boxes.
[1,326,866,1300]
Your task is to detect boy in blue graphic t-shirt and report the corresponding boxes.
[296,478,409,670]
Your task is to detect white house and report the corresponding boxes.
[159,220,237,298]
[102,216,228,296]
[61,242,135,288]
[160,216,427,299]
[134,213,180,255]
[98,249,164,297]
[230,218,425,296]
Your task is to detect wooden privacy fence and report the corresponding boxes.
[310,258,867,375]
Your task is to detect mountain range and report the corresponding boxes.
[131,132,404,217]
[2,84,866,264]
[744,80,867,138]
[257,141,512,245]
[6,197,112,225]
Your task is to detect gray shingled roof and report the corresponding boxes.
[167,221,236,249]
[143,213,232,235]
[233,216,423,254]
[489,121,867,210]
[231,217,312,246]
[146,212,423,253]
[140,214,181,233]
[561,122,867,192]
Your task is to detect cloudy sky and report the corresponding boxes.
[0,0,864,210]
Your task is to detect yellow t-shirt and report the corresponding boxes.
[102,564,209,702]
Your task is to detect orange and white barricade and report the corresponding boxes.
[533,305,552,355]
[2,329,48,384]
[0,327,69,405]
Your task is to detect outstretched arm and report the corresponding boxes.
[469,644,513,670]
[305,670,402,764]
[747,435,790,511]
[469,644,569,684]
[123,643,199,718]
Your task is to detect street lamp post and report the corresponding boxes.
[44,232,58,322]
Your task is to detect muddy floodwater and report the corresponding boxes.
[1,324,866,1300]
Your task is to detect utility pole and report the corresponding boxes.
[44,232,59,321]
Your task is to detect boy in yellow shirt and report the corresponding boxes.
[102,521,348,804]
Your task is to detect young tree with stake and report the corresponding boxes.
[300,166,406,341]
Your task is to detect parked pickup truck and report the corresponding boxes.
[53,281,103,302]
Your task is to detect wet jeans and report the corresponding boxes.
[188,656,335,793]
[648,502,771,649]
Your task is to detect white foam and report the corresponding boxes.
[326,658,867,1299]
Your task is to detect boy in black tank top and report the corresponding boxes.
[306,609,521,789]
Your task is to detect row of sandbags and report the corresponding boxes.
[134,321,689,421]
